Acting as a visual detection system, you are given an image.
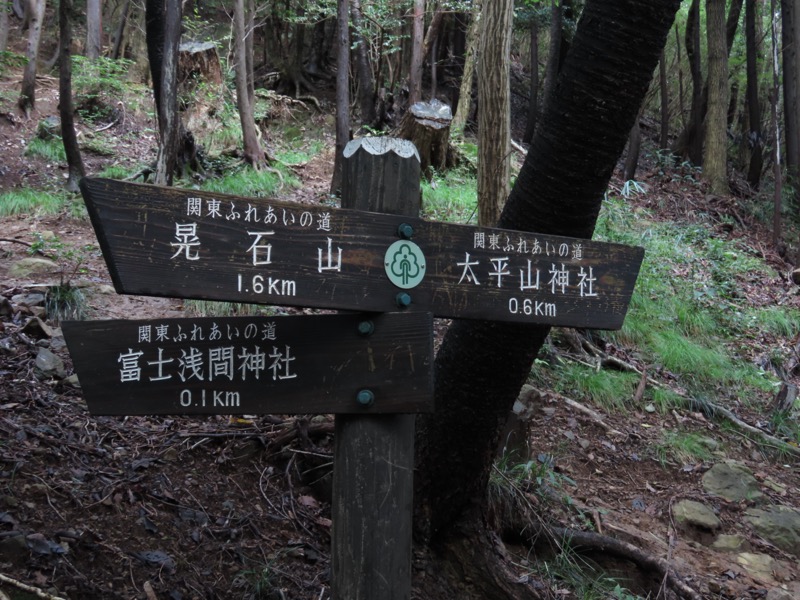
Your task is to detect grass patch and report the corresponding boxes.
[25,138,66,163]
[749,307,800,337]
[653,431,715,466]
[555,363,640,412]
[96,164,135,180]
[421,169,477,224]
[201,164,299,197]
[0,189,63,216]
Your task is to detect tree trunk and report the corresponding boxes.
[623,114,642,181]
[18,0,45,116]
[233,0,263,168]
[415,0,681,570]
[673,0,703,164]
[785,0,800,185]
[351,0,376,126]
[86,0,103,60]
[541,0,563,114]
[452,1,481,133]
[245,0,255,105]
[659,50,669,149]
[773,0,783,245]
[745,0,763,188]
[477,0,513,226]
[146,0,182,185]
[59,0,85,192]
[705,0,729,195]
[522,16,539,144]
[408,0,424,105]
[110,0,131,60]
[0,0,9,52]
[330,0,350,194]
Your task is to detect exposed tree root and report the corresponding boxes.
[0,572,67,600]
[527,524,702,600]
[413,517,549,600]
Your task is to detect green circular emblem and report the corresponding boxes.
[384,240,426,289]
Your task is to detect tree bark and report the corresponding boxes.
[351,0,376,126]
[452,1,481,133]
[659,50,669,149]
[705,0,729,195]
[541,0,563,114]
[477,0,513,226]
[110,0,131,60]
[147,0,182,185]
[745,0,763,188]
[0,0,9,52]
[408,0,424,105]
[59,0,85,192]
[86,0,103,60]
[522,16,539,144]
[784,0,800,185]
[330,0,350,194]
[673,0,703,165]
[18,0,45,116]
[623,115,642,181]
[233,0,263,168]
[773,0,783,245]
[415,0,681,558]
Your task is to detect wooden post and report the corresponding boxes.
[332,137,421,600]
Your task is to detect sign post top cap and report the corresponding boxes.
[344,137,420,163]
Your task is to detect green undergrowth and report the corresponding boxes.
[200,162,300,197]
[533,191,784,425]
[421,168,478,224]
[0,189,64,216]
[25,138,67,163]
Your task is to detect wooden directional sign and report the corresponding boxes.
[62,312,433,416]
[80,177,643,329]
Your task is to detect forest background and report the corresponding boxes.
[3,1,800,599]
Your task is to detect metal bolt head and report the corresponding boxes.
[356,389,375,407]
[397,223,414,239]
[395,292,412,308]
[357,320,375,336]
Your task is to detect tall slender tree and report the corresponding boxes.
[745,0,764,189]
[59,0,85,192]
[233,0,264,168]
[705,0,729,194]
[452,0,481,133]
[781,0,799,184]
[477,0,513,226]
[330,0,350,194]
[351,0,376,126]
[86,0,103,59]
[408,0,424,105]
[0,0,9,52]
[18,0,45,116]
[523,12,540,144]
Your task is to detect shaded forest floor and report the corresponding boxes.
[4,56,800,600]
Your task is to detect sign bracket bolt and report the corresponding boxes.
[397,223,414,239]
[395,292,412,309]
[357,320,375,336]
[356,389,375,407]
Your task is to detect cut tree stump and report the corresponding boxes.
[395,99,453,175]
[178,41,223,92]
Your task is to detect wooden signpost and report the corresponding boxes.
[62,313,433,416]
[79,159,642,329]
[64,137,645,600]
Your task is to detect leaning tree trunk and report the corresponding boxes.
[59,0,85,192]
[477,0,513,226]
[452,0,481,133]
[18,0,45,116]
[414,1,681,596]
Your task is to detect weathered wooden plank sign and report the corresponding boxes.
[62,312,433,416]
[80,177,643,329]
